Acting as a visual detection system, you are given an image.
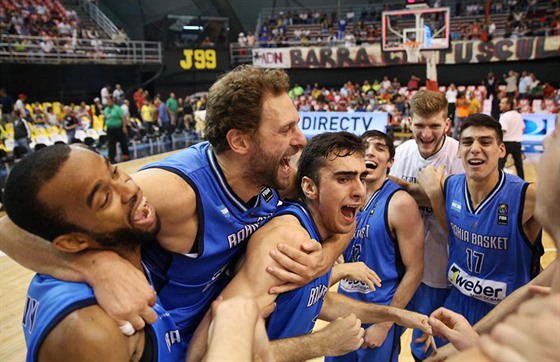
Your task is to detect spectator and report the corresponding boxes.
[12,109,31,152]
[166,93,179,131]
[484,71,499,99]
[0,88,15,125]
[407,75,420,91]
[468,91,481,115]
[113,84,124,104]
[517,71,531,99]
[15,93,27,118]
[100,84,111,106]
[62,106,79,143]
[503,70,518,98]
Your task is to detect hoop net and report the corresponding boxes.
[404,41,422,63]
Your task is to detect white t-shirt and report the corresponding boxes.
[445,89,458,104]
[499,110,525,142]
[390,136,464,288]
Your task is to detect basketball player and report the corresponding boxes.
[187,132,432,361]
[424,113,559,362]
[0,66,355,355]
[327,130,424,362]
[417,114,542,344]
[2,144,186,361]
[388,89,464,361]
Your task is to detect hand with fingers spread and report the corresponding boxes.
[267,240,325,294]
[480,293,560,362]
[318,313,365,356]
[88,252,157,331]
[427,307,479,351]
[415,333,438,355]
[333,261,382,290]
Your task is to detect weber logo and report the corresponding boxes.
[449,263,507,305]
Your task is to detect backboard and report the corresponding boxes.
[381,7,450,52]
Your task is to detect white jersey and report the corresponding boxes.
[390,136,464,288]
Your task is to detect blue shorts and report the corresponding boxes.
[409,283,450,360]
[326,323,404,362]
[443,287,495,326]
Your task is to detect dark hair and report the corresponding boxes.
[296,131,366,199]
[503,97,515,110]
[4,144,84,241]
[204,65,290,153]
[361,130,395,159]
[460,113,503,144]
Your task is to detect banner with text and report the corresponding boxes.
[298,112,388,138]
[252,36,560,69]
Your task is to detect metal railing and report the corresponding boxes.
[0,35,162,65]
[77,0,119,37]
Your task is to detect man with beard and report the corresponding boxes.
[3,144,186,361]
[0,66,353,358]
[388,90,464,361]
[187,132,432,361]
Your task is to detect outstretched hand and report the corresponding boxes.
[427,307,479,351]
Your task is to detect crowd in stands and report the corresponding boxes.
[288,71,556,117]
[1,69,557,159]
[250,0,559,48]
[0,0,130,61]
[0,85,208,160]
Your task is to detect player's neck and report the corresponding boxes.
[365,176,387,202]
[113,246,143,271]
[215,151,262,203]
[466,169,500,209]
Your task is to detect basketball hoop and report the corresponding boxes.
[404,41,422,63]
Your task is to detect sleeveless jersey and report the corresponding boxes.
[266,200,332,339]
[330,180,405,362]
[444,171,542,322]
[389,136,464,288]
[339,179,404,305]
[140,142,280,341]
[23,265,185,362]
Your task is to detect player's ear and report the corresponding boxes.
[226,129,251,155]
[53,233,95,253]
[301,176,318,200]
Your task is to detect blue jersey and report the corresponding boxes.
[339,179,404,305]
[444,171,542,323]
[266,200,332,339]
[23,266,185,362]
[140,142,280,341]
[330,180,405,362]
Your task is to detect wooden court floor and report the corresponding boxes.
[0,153,556,362]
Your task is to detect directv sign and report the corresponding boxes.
[298,112,388,138]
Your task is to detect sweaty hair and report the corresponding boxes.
[204,65,291,153]
[297,131,366,200]
[4,144,89,241]
[460,113,504,144]
[409,90,448,118]
[361,130,395,159]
